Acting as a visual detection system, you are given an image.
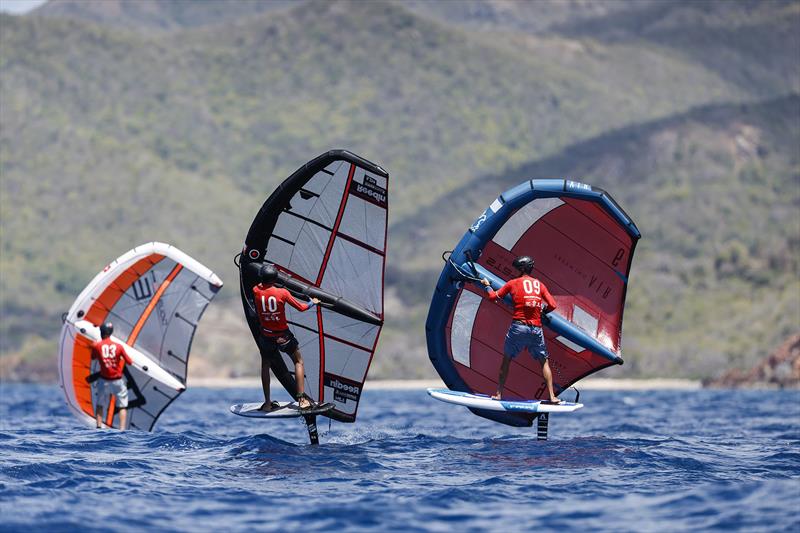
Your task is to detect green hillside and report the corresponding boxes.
[0,0,797,381]
[408,0,800,105]
[552,0,800,97]
[389,95,800,378]
[403,0,646,34]
[33,0,297,30]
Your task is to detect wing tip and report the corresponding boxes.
[325,149,389,178]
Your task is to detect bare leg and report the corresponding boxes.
[95,407,104,429]
[259,358,272,411]
[119,408,128,431]
[541,360,560,403]
[291,349,309,408]
[492,356,512,400]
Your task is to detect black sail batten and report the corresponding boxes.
[243,263,382,326]
[243,150,388,252]
[240,150,388,424]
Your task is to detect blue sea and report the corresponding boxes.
[1,384,798,531]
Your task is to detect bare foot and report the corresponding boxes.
[548,398,563,404]
[298,396,312,409]
[491,393,502,400]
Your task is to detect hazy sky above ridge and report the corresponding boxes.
[0,0,47,14]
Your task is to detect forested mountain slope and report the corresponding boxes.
[1,0,796,380]
[388,95,800,378]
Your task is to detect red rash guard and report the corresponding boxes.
[252,283,312,336]
[486,275,557,326]
[91,338,133,380]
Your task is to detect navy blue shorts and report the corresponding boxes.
[503,322,549,362]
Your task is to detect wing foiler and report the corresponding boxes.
[58,242,223,430]
[238,150,388,442]
[426,180,640,438]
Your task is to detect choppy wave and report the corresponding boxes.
[1,385,798,531]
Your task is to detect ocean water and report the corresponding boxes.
[0,384,798,532]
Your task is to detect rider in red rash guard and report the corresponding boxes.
[481,255,561,403]
[252,264,319,411]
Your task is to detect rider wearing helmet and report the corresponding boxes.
[91,322,134,429]
[481,255,561,403]
[252,263,320,411]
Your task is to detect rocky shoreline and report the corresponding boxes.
[704,334,800,389]
[4,335,797,389]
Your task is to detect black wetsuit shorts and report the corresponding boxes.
[257,330,299,361]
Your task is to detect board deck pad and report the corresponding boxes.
[230,402,335,419]
[427,388,583,413]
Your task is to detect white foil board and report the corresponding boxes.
[427,388,583,413]
[230,402,334,419]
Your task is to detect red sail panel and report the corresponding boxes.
[447,197,635,399]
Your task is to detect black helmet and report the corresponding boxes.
[512,255,535,274]
[99,322,114,338]
[259,263,279,284]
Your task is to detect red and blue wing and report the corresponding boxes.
[427,180,640,427]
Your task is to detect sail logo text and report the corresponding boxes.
[325,374,362,403]
[330,379,360,395]
[471,211,489,232]
[132,277,153,301]
[350,175,387,207]
[566,180,591,192]
[356,182,386,203]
